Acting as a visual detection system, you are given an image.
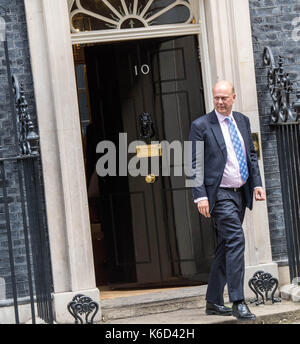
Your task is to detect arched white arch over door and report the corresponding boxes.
[68,0,194,31]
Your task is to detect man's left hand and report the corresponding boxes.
[254,187,266,201]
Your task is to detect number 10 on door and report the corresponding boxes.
[134,64,150,76]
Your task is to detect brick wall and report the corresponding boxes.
[249,0,300,265]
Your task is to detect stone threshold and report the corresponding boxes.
[99,282,300,324]
[100,285,219,321]
[102,299,300,324]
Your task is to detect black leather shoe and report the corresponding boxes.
[232,301,256,321]
[205,302,232,316]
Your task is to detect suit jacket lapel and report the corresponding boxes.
[209,111,227,162]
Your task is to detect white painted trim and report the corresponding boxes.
[198,0,213,112]
[71,23,201,44]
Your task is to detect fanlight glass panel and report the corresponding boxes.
[69,0,194,32]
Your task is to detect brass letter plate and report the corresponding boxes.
[136,144,162,158]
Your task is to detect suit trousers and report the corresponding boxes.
[206,188,246,305]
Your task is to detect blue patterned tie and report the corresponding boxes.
[225,117,249,182]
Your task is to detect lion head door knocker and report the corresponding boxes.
[138,112,155,142]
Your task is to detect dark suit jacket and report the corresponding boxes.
[189,110,262,212]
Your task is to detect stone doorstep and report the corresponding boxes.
[100,285,221,322]
[101,299,300,325]
[100,284,300,324]
[100,263,281,322]
[101,296,206,322]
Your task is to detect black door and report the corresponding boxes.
[84,35,217,288]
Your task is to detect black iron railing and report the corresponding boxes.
[0,155,53,324]
[263,46,300,283]
[0,6,53,324]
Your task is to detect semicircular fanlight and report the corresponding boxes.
[69,0,194,32]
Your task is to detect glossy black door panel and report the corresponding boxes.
[84,35,217,287]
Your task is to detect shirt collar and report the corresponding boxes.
[215,110,233,123]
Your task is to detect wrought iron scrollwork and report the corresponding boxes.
[67,294,99,324]
[12,75,39,155]
[263,46,300,124]
[248,270,281,306]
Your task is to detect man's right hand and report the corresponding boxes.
[197,199,211,218]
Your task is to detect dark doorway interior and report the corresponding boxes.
[73,35,217,290]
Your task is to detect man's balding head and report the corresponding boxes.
[213,80,235,95]
[212,80,236,116]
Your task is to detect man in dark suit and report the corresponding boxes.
[189,80,266,321]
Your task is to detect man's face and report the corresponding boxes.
[213,85,236,116]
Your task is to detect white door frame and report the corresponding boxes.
[23,0,276,323]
